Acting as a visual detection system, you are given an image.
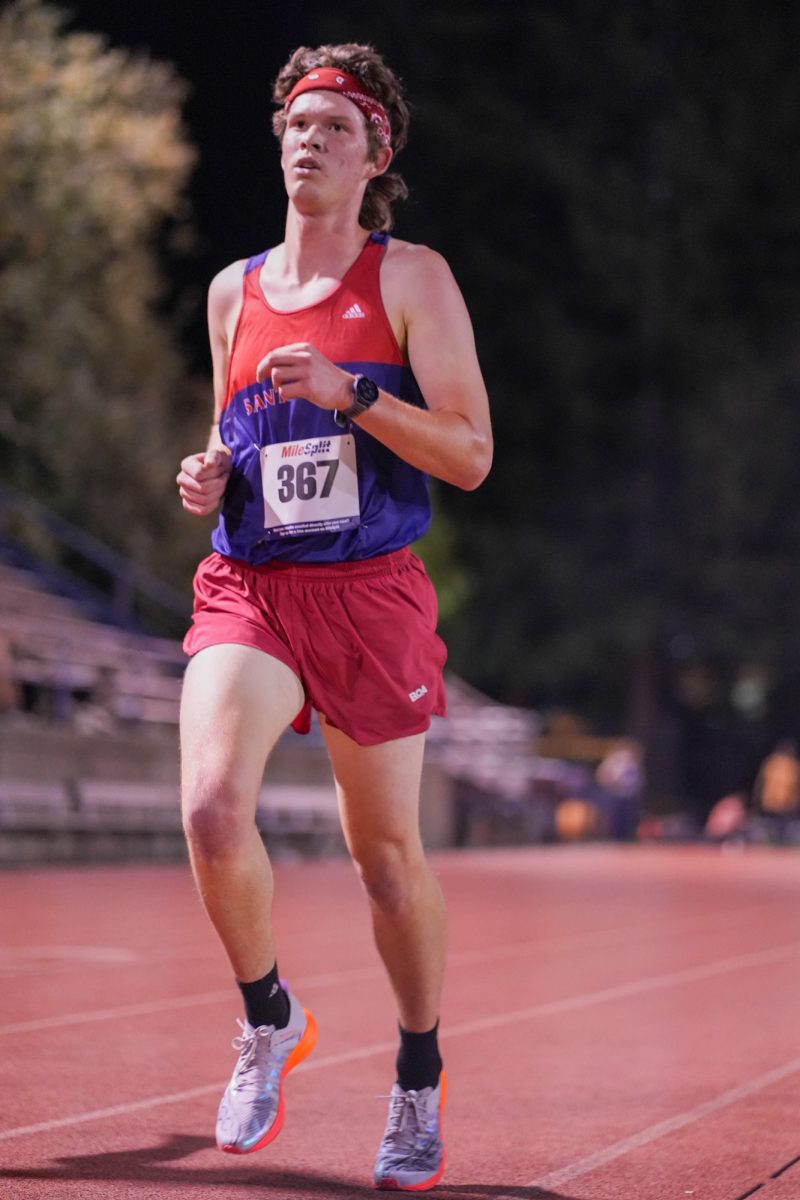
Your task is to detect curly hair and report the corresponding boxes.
[272,44,410,232]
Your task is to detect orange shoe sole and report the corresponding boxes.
[219,1007,318,1155]
[374,1070,448,1191]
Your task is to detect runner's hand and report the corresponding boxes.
[256,343,353,413]
[177,448,232,516]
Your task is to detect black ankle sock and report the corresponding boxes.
[237,963,290,1030]
[396,1022,443,1091]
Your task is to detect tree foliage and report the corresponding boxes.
[0,0,208,589]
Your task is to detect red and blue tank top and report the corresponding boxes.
[211,231,431,564]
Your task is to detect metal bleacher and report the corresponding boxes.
[0,560,185,725]
[0,521,344,862]
[0,487,553,863]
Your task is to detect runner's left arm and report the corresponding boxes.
[258,248,492,491]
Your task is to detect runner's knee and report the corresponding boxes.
[352,840,426,913]
[182,779,256,859]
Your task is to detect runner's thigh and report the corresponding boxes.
[181,644,305,810]
[321,720,427,852]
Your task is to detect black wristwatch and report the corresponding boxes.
[334,374,379,427]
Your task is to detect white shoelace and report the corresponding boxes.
[230,1019,276,1096]
[378,1089,438,1156]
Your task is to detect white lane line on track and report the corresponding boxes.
[3,938,800,1143]
[423,939,800,1041]
[0,990,235,1036]
[0,914,790,1038]
[0,945,139,968]
[526,1055,800,1191]
[0,929,656,1036]
[0,1038,400,1144]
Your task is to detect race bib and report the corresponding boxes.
[259,434,360,538]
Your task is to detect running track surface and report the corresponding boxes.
[2,844,800,1200]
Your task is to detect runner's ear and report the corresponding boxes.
[367,146,393,178]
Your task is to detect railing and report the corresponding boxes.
[0,482,188,630]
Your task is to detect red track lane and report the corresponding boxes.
[2,844,800,1199]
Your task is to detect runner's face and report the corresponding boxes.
[281,91,380,212]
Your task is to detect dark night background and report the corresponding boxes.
[5,0,800,815]
[63,0,478,368]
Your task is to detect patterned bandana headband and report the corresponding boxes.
[284,67,392,148]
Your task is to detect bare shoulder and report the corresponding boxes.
[382,239,467,343]
[208,258,248,342]
[383,238,456,292]
[209,258,248,305]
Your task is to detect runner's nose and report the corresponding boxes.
[301,124,324,151]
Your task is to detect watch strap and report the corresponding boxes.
[334,374,379,427]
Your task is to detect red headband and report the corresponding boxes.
[284,68,392,148]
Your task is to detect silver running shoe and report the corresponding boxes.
[215,988,317,1154]
[374,1072,447,1191]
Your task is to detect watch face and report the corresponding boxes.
[355,375,379,406]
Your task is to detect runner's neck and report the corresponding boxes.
[264,216,372,308]
[281,207,369,282]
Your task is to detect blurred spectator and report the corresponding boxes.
[595,738,644,840]
[555,797,599,841]
[753,740,800,814]
[704,792,749,842]
[752,740,800,844]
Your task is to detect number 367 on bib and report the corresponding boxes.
[260,433,360,538]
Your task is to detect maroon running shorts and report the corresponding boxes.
[183,547,447,746]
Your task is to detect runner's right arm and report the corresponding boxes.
[176,263,245,516]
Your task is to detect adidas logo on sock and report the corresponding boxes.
[342,303,366,319]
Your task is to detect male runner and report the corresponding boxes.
[177,43,491,1191]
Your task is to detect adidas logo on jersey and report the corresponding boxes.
[342,303,366,319]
